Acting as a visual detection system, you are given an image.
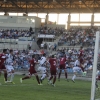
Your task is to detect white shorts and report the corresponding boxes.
[41,73,47,77]
[38,66,47,74]
[73,66,82,73]
[88,65,93,70]
[6,65,14,72]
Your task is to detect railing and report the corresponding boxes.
[0,43,28,50]
[0,38,18,44]
[0,37,33,50]
[0,37,32,43]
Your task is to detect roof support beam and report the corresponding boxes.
[81,0,93,13]
[56,0,69,11]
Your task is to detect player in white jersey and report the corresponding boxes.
[38,53,49,80]
[5,49,15,84]
[39,54,46,66]
[38,66,47,83]
[72,58,84,82]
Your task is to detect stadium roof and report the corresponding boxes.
[0,0,100,13]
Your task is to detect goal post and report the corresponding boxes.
[90,31,100,100]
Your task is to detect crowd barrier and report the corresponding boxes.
[19,37,32,41]
[0,39,18,44]
[0,37,33,50]
[0,43,28,50]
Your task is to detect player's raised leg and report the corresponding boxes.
[20,74,31,83]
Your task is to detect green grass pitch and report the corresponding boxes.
[0,75,92,100]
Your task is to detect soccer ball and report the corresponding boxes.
[68,50,72,53]
[82,71,87,76]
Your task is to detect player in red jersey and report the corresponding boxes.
[79,46,84,57]
[48,55,57,87]
[0,49,8,83]
[80,57,84,72]
[20,55,41,85]
[58,54,68,81]
[79,46,85,72]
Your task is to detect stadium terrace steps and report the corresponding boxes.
[54,35,63,43]
[35,34,91,50]
[31,41,39,50]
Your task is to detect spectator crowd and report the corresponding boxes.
[58,27,97,47]
[0,29,33,39]
[39,26,65,36]
[0,26,100,72]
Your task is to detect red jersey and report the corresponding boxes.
[79,50,84,57]
[60,57,67,65]
[29,58,36,67]
[80,58,84,64]
[29,58,37,74]
[49,58,57,69]
[0,53,6,65]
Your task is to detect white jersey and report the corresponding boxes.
[74,60,80,67]
[6,54,13,65]
[38,66,47,74]
[73,60,81,73]
[39,56,46,65]
[5,54,14,72]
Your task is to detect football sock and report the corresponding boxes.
[7,73,11,78]
[10,73,14,82]
[58,73,61,79]
[49,76,53,80]
[36,75,40,84]
[72,75,76,80]
[65,72,67,79]
[4,73,7,81]
[53,76,56,84]
[22,76,30,80]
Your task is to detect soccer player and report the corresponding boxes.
[79,46,84,58]
[20,55,41,85]
[5,49,15,84]
[72,57,84,83]
[38,66,47,83]
[39,53,49,78]
[48,55,57,87]
[0,49,8,83]
[79,47,84,72]
[39,53,46,66]
[58,55,68,81]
